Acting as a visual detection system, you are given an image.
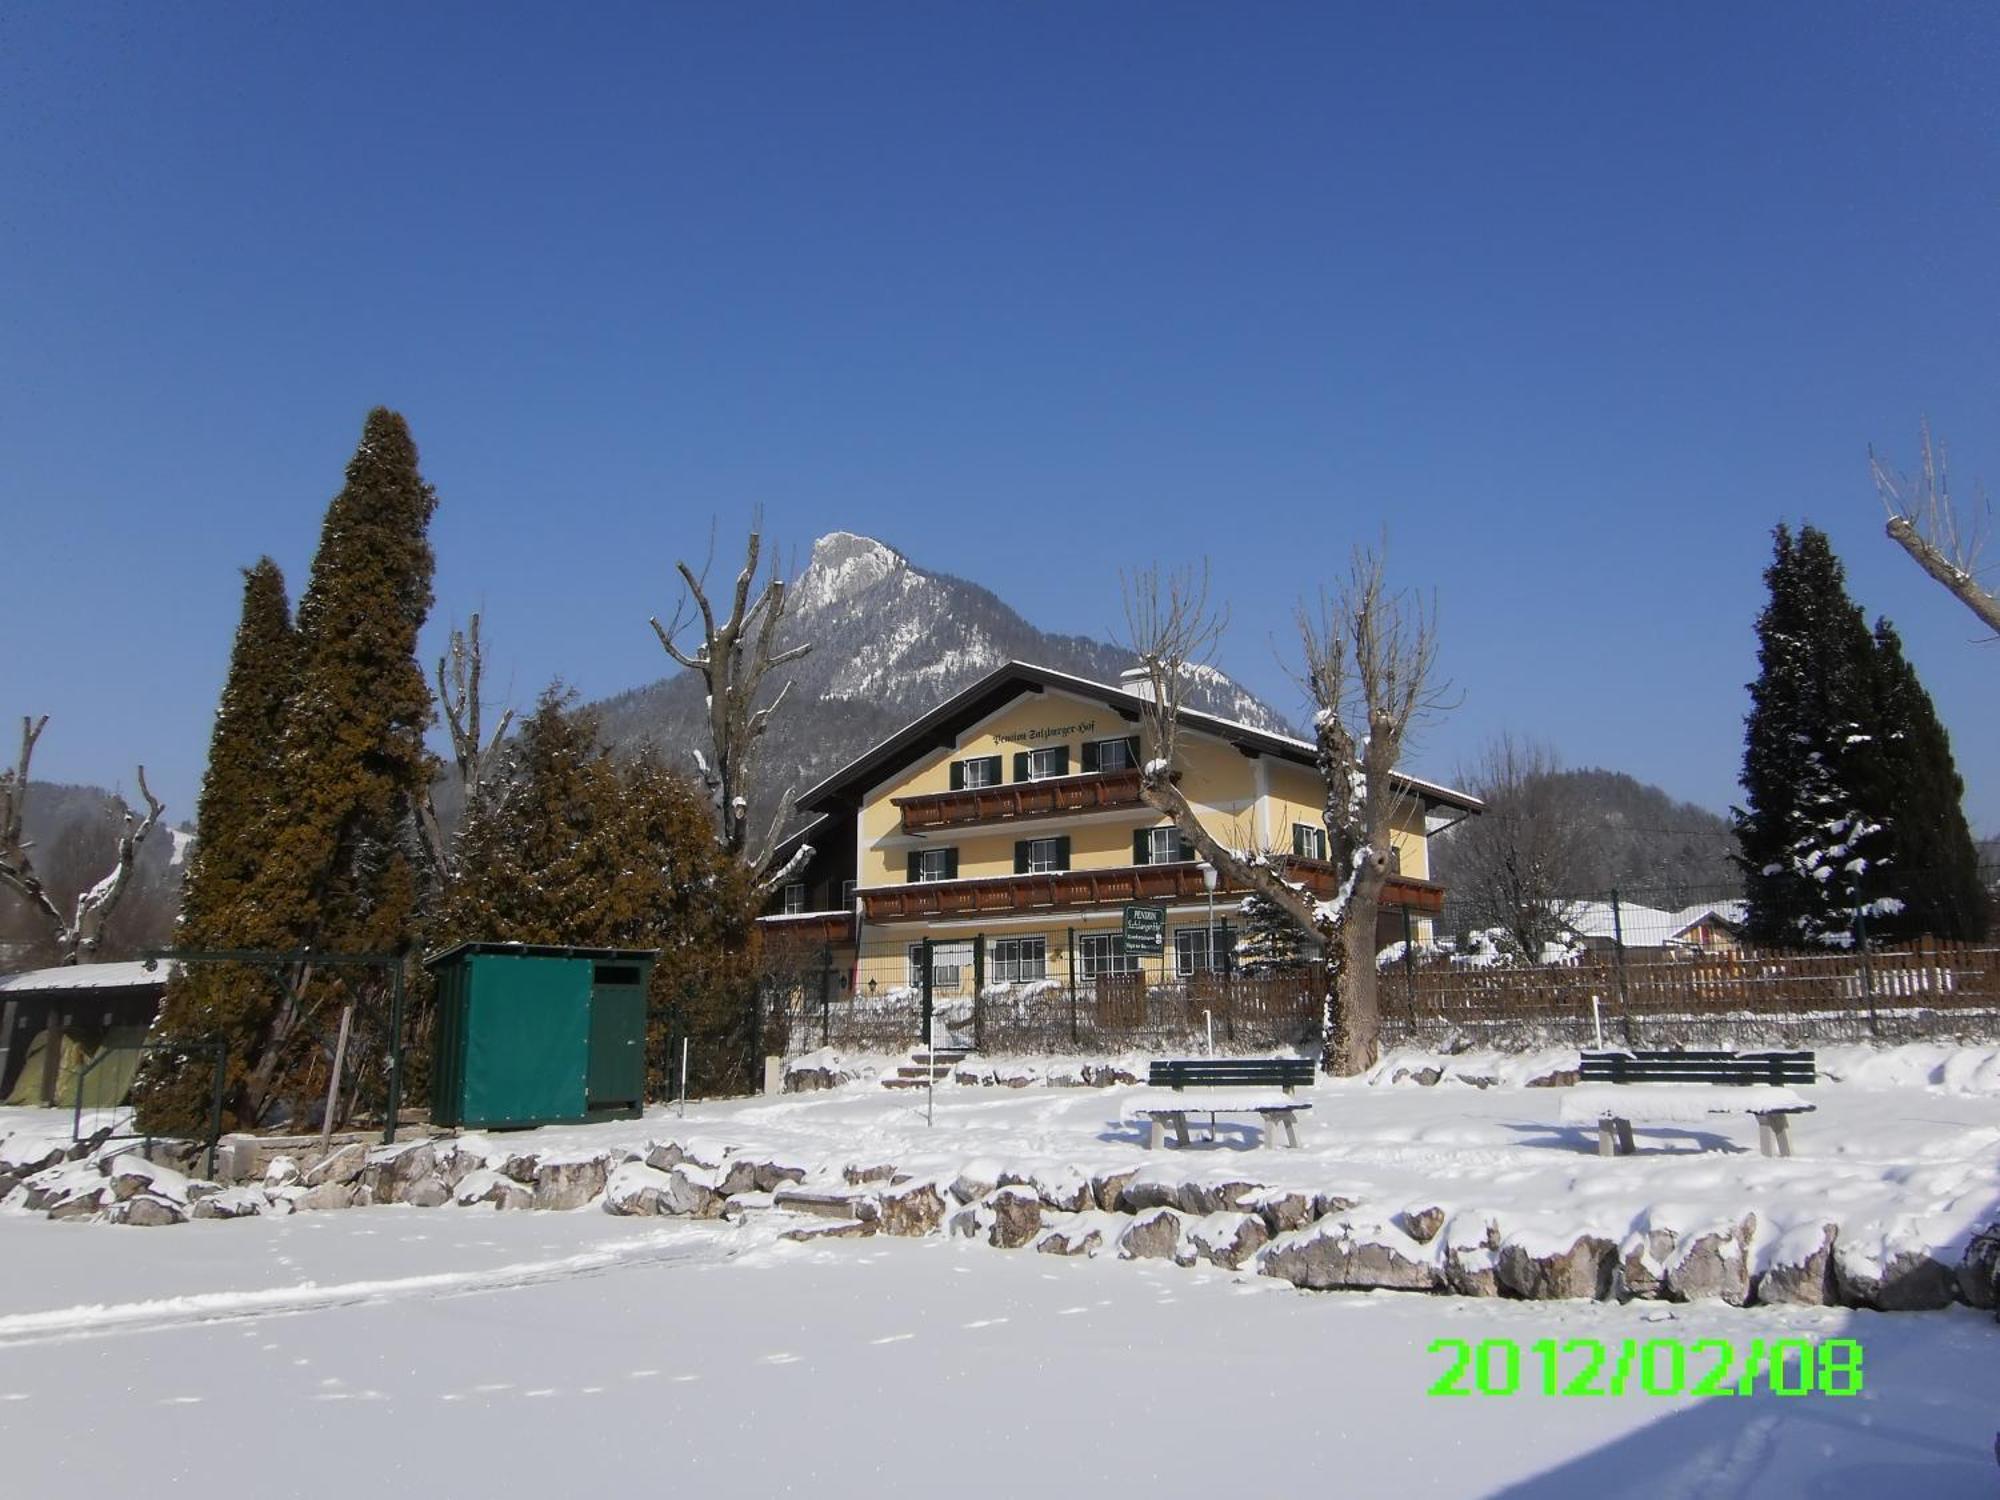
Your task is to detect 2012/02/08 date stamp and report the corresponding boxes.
[1427,1337,1863,1398]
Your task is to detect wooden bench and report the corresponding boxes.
[1129,1058,1315,1150]
[1558,1050,1817,1158]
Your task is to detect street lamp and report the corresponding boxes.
[1199,861,1218,976]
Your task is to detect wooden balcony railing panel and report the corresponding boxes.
[893,769,1145,832]
[859,861,1448,922]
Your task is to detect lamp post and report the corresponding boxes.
[1199,860,1218,976]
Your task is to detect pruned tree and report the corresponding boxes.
[419,612,515,878]
[1440,734,1584,962]
[1872,423,2000,638]
[1124,551,1445,1074]
[0,715,165,966]
[650,522,812,889]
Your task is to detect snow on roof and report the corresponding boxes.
[0,959,176,994]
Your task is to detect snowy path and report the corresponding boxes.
[1,1206,1995,1496]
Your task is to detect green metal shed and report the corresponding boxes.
[424,942,658,1130]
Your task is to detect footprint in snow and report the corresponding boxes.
[962,1318,1008,1329]
[1057,1307,1089,1317]
[160,1396,204,1406]
[870,1334,915,1345]
[627,1369,659,1380]
[473,1383,513,1393]
[761,1353,802,1365]
[672,1375,700,1383]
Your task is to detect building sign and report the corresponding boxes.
[1122,903,1166,955]
[999,720,1097,746]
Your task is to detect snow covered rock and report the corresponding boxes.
[263,1156,303,1189]
[603,1163,678,1216]
[1259,1220,1440,1292]
[1442,1217,1502,1297]
[1179,1177,1263,1216]
[1393,1206,1447,1245]
[1662,1216,1755,1306]
[1752,1223,1837,1306]
[401,1178,451,1209]
[454,1169,533,1211]
[840,1163,896,1187]
[1116,1166,1186,1214]
[190,1186,269,1220]
[1090,1168,1139,1213]
[303,1142,368,1188]
[1496,1232,1616,1301]
[721,1156,808,1195]
[1082,1063,1141,1088]
[782,1218,876,1242]
[1118,1208,1184,1261]
[1185,1212,1269,1270]
[657,1168,726,1218]
[1036,1215,1108,1257]
[784,1051,856,1093]
[1617,1228,1678,1301]
[983,1186,1041,1249]
[1029,1166,1092,1214]
[107,1155,191,1205]
[879,1182,947,1237]
[1248,1188,1321,1236]
[296,1182,356,1212]
[358,1142,436,1202]
[1833,1238,1959,1311]
[1957,1226,2000,1310]
[108,1193,185,1227]
[532,1156,613,1210]
[951,1162,1002,1205]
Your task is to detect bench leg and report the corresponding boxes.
[1280,1113,1300,1149]
[1614,1119,1636,1156]
[1760,1113,1793,1158]
[1597,1120,1614,1157]
[1147,1116,1165,1151]
[1171,1112,1191,1149]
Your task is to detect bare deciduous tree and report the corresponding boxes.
[1872,423,2000,638]
[0,715,165,966]
[1441,734,1583,962]
[419,613,515,877]
[1124,551,1446,1073]
[651,522,812,889]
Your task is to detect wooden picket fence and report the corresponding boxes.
[1380,940,2000,1046]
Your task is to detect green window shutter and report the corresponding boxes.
[1015,840,1030,875]
[907,851,921,883]
[950,760,965,791]
[1052,746,1070,775]
[1080,741,1099,773]
[945,848,959,879]
[1293,824,1309,858]
[1013,751,1029,782]
[1133,829,1149,865]
[1177,831,1195,863]
[1055,836,1071,871]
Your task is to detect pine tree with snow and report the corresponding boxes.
[134,560,299,1132]
[1864,619,1987,941]
[1734,524,1892,947]
[1233,892,1316,975]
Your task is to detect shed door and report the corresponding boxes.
[463,956,591,1127]
[587,970,647,1112]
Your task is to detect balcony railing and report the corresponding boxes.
[892,768,1144,833]
[860,859,1446,923]
[754,910,858,947]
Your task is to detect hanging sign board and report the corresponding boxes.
[1122,903,1167,955]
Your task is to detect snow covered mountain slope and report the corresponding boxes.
[590,531,1291,835]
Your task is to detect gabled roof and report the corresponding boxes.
[0,959,175,994]
[795,661,1482,815]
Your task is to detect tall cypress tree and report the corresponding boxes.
[236,408,441,1123]
[135,560,299,1131]
[1866,619,1987,941]
[1734,525,1891,947]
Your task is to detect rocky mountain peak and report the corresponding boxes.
[795,532,906,614]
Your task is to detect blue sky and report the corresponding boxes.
[4,4,1996,836]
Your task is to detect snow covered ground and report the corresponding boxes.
[0,1207,1996,1496]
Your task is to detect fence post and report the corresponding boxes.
[1402,904,1417,1024]
[972,933,985,1053]
[205,1043,227,1180]
[1067,926,1078,1045]
[919,937,934,1049]
[820,942,834,1049]
[1856,909,1878,1038]
[383,958,405,1145]
[1610,889,1634,1044]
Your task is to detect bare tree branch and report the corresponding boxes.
[0,715,66,936]
[650,519,812,865]
[1872,423,2000,638]
[421,614,517,881]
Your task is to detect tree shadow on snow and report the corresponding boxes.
[1498,1122,1747,1156]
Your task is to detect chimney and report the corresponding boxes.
[1120,665,1155,703]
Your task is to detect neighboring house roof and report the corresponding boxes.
[0,959,175,995]
[1559,899,1749,948]
[794,660,1484,816]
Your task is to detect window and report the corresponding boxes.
[1027,747,1065,780]
[951,754,1002,790]
[909,848,954,883]
[1293,823,1328,861]
[1147,826,1183,865]
[907,943,963,992]
[1174,927,1217,978]
[1025,837,1063,873]
[990,936,1047,984]
[782,882,807,914]
[840,879,857,907]
[1086,736,1140,772]
[1077,933,1139,979]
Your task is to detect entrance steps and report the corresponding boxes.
[882,1046,971,1089]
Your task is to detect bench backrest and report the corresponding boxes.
[1579,1050,1815,1087]
[1149,1057,1316,1092]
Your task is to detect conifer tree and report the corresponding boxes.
[134,560,298,1131]
[1234,893,1316,975]
[1734,525,1890,947]
[441,689,760,1097]
[236,408,441,1123]
[1865,620,1987,941]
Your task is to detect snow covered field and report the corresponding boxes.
[3,1043,1998,1494]
[0,1207,1996,1497]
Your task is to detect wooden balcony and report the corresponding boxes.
[859,859,1447,923]
[755,911,858,947]
[892,769,1144,833]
